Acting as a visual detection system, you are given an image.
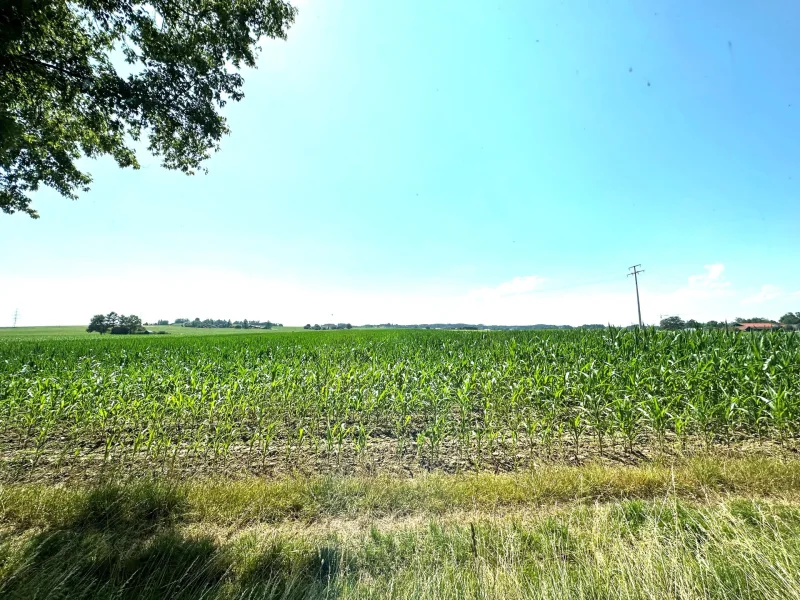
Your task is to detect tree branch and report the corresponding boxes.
[3,54,91,83]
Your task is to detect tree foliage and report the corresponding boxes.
[87,311,143,334]
[779,312,800,325]
[1,0,296,217]
[178,317,280,329]
[86,314,109,334]
[659,316,685,331]
[307,323,352,330]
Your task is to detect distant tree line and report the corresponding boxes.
[658,316,708,331]
[352,323,607,331]
[173,318,281,329]
[659,314,800,331]
[87,312,146,335]
[88,314,286,334]
[304,323,353,330]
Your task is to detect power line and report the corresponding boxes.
[627,265,645,327]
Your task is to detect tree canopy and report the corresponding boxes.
[87,311,143,334]
[1,0,296,217]
[779,312,800,325]
[177,318,280,329]
[86,314,109,334]
[659,316,685,331]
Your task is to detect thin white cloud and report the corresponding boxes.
[468,275,547,300]
[683,263,732,295]
[638,263,736,323]
[742,285,784,305]
[496,275,546,295]
[2,263,795,328]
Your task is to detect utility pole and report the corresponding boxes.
[12,309,18,328]
[628,265,645,327]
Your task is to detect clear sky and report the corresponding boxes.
[1,0,799,327]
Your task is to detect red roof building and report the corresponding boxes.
[736,322,781,332]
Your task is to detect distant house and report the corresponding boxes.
[736,322,781,332]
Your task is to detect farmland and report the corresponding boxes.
[1,327,798,478]
[2,327,800,599]
[0,325,306,340]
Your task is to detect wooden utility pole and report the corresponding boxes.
[628,265,645,327]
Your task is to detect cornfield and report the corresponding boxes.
[1,328,798,475]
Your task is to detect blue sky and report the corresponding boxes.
[1,0,799,326]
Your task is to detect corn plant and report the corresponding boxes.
[0,327,797,474]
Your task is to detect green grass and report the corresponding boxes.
[0,326,91,339]
[3,458,800,599]
[0,325,307,340]
[3,457,800,529]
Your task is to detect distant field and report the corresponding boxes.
[0,325,307,340]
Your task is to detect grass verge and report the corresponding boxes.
[3,456,800,528]
[3,457,800,599]
[2,496,800,598]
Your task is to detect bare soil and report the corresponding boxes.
[1,433,796,484]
